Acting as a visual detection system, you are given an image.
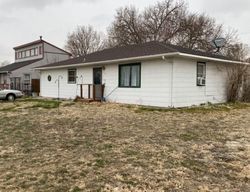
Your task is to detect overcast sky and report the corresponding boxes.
[0,0,250,63]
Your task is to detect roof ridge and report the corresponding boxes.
[156,41,180,52]
[13,39,71,55]
[86,41,158,55]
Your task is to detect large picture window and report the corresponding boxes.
[119,63,141,88]
[68,69,77,84]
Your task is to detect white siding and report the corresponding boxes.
[41,59,173,107]
[172,58,227,107]
[104,59,173,107]
[40,57,228,107]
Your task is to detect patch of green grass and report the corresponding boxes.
[72,186,82,192]
[95,159,106,168]
[179,132,199,141]
[134,102,250,113]
[123,149,139,156]
[101,144,113,151]
[122,179,138,187]
[17,98,61,108]
[0,106,16,112]
[62,102,75,107]
[181,159,208,173]
[24,100,60,109]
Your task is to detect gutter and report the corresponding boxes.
[178,53,249,65]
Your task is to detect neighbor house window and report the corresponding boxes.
[68,69,77,84]
[18,52,22,59]
[119,63,141,88]
[24,74,30,81]
[35,47,38,55]
[30,49,35,56]
[197,62,206,86]
[21,51,25,58]
[24,74,31,85]
[39,46,42,55]
[26,50,30,57]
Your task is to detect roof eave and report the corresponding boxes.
[13,40,43,50]
[35,52,179,70]
[35,52,249,71]
[178,53,249,65]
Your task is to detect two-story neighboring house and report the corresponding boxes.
[0,37,71,94]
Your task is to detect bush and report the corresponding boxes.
[242,69,250,102]
[227,64,249,102]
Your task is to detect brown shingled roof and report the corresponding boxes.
[0,59,42,73]
[39,41,231,69]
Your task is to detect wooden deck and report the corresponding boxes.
[78,84,105,102]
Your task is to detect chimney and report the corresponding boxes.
[40,36,43,40]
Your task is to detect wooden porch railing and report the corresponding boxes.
[0,84,10,89]
[78,84,105,101]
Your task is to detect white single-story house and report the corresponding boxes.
[36,41,245,108]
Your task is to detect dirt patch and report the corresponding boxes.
[0,101,249,191]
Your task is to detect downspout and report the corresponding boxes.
[170,59,174,107]
[162,56,174,107]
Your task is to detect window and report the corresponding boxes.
[21,51,25,58]
[197,62,206,86]
[30,49,35,56]
[26,50,30,57]
[24,74,30,81]
[18,52,22,58]
[119,63,141,88]
[39,46,42,55]
[24,74,31,85]
[35,47,38,55]
[68,69,77,84]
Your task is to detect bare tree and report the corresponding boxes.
[108,1,186,47]
[107,0,239,56]
[224,43,249,61]
[226,64,248,102]
[143,0,186,43]
[65,25,103,57]
[225,43,250,102]
[107,6,146,47]
[175,13,223,51]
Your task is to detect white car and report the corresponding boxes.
[0,88,24,101]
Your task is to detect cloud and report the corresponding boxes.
[200,0,250,16]
[0,16,18,24]
[0,0,99,11]
[0,0,63,10]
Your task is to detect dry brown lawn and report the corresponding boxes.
[0,99,249,192]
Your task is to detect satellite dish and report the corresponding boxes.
[211,38,226,52]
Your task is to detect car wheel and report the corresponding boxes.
[7,94,15,102]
